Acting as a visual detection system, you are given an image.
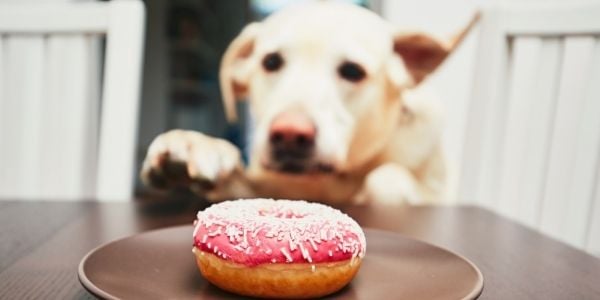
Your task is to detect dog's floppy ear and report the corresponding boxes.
[220,23,262,123]
[392,13,480,85]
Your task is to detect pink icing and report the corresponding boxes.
[193,199,366,267]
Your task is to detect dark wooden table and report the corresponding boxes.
[1,195,599,299]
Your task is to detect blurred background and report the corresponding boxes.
[1,0,599,257]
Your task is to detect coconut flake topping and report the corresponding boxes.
[192,199,366,266]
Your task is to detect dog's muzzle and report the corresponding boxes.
[267,111,318,174]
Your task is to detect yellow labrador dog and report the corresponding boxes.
[141,2,477,205]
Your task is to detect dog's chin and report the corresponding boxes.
[263,160,336,176]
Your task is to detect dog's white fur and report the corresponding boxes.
[141,2,477,205]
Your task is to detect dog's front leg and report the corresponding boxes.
[355,163,421,205]
[140,130,254,201]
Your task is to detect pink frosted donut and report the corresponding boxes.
[192,198,366,299]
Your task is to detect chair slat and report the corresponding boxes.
[39,35,94,200]
[582,38,600,255]
[517,38,563,228]
[96,1,145,201]
[459,10,510,207]
[0,37,45,199]
[540,37,597,247]
[561,38,600,247]
[80,36,102,198]
[497,37,542,220]
[0,36,4,194]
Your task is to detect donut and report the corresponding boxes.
[192,198,366,299]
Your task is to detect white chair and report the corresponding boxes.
[459,1,600,256]
[0,1,145,201]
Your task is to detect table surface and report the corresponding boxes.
[1,195,599,299]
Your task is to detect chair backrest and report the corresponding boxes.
[460,2,600,256]
[0,1,145,201]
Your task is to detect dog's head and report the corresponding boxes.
[220,2,475,175]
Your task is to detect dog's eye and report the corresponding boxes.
[262,52,284,72]
[338,62,366,82]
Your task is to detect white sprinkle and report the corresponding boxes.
[271,258,277,263]
[193,223,201,237]
[265,247,272,255]
[243,230,248,245]
[280,247,293,263]
[299,243,313,263]
[208,228,222,237]
[201,235,208,244]
[207,242,212,249]
[309,239,318,252]
[328,250,333,257]
[213,246,219,253]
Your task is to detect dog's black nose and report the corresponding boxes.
[269,112,316,165]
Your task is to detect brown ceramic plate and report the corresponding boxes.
[78,226,483,299]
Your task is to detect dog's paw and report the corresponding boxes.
[355,164,420,205]
[141,130,242,191]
